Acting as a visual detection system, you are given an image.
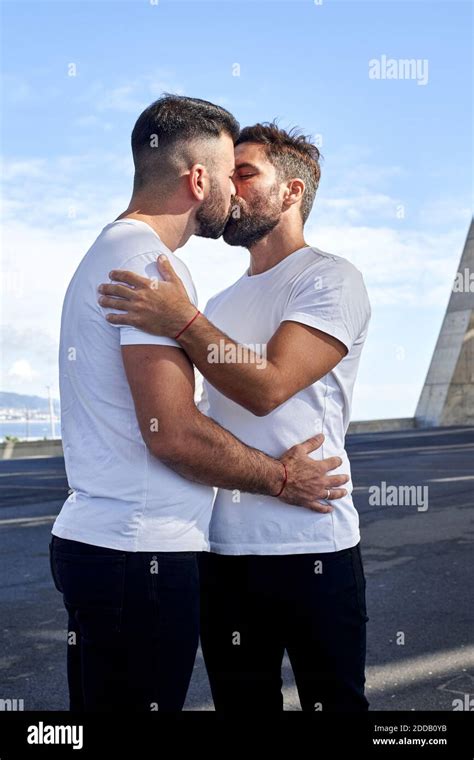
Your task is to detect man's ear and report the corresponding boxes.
[283,178,305,209]
[188,163,207,201]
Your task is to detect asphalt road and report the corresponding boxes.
[0,426,473,711]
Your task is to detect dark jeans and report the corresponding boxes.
[199,543,369,712]
[49,535,200,712]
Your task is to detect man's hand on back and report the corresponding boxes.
[279,434,348,512]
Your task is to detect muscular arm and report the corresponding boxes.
[175,316,347,416]
[122,344,348,512]
[123,344,283,493]
[100,263,348,417]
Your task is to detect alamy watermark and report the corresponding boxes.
[369,481,429,512]
[207,340,267,369]
[369,55,429,86]
[452,268,474,293]
[27,722,83,750]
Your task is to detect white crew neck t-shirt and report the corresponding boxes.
[52,219,214,552]
[200,245,371,555]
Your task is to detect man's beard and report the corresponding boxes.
[223,191,281,248]
[195,180,233,239]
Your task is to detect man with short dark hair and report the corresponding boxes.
[99,120,371,713]
[50,98,349,712]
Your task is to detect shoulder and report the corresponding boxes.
[87,221,169,272]
[288,247,371,327]
[302,246,366,287]
[104,222,194,282]
[295,247,369,306]
[96,221,198,302]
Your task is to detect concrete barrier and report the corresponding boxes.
[347,417,416,434]
[2,417,418,459]
[1,439,63,460]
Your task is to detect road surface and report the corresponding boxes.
[0,426,473,710]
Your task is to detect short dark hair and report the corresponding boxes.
[131,94,240,190]
[235,122,321,223]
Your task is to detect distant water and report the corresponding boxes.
[1,420,61,441]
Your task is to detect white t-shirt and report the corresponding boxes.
[201,245,371,555]
[52,219,214,552]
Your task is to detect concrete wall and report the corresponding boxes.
[416,219,474,427]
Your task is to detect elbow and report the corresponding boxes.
[233,367,286,416]
[245,392,284,417]
[147,433,187,465]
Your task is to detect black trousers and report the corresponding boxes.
[198,543,369,712]
[49,535,200,712]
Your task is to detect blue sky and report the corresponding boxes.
[2,0,472,419]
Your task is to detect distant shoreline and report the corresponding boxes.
[1,419,61,441]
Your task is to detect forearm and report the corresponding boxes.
[154,406,285,496]
[177,313,281,415]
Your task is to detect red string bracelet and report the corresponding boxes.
[273,462,288,497]
[174,309,201,340]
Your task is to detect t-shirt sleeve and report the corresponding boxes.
[110,251,198,349]
[281,260,370,352]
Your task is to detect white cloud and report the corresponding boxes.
[2,152,131,228]
[78,71,185,116]
[76,114,114,131]
[1,326,60,397]
[1,158,47,181]
[7,359,38,385]
[419,198,472,228]
[329,162,405,192]
[306,221,469,307]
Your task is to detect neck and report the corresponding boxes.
[248,226,308,276]
[115,197,194,252]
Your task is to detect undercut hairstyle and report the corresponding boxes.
[131,94,240,191]
[235,122,322,223]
